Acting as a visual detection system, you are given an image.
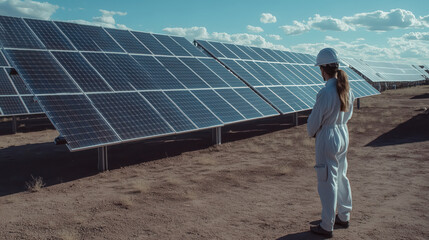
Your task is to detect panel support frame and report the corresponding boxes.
[98,146,108,172]
[293,112,299,126]
[357,98,360,110]
[12,116,17,134]
[212,127,222,145]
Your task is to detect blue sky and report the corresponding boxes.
[1,0,428,64]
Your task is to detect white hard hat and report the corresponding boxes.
[315,48,339,66]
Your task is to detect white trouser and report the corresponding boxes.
[315,125,352,231]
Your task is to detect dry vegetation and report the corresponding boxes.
[0,85,428,239]
[25,175,45,192]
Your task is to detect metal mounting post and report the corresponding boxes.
[357,98,360,110]
[293,112,299,126]
[12,116,17,134]
[212,127,222,145]
[98,146,108,172]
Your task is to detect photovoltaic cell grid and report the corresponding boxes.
[0,15,278,151]
[195,40,379,114]
[0,56,43,116]
[343,58,428,82]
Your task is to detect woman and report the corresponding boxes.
[307,48,354,238]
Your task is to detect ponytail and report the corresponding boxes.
[320,64,350,112]
[336,69,350,112]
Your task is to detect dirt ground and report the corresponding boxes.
[0,85,428,240]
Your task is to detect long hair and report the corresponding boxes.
[321,64,350,112]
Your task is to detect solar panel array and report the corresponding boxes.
[413,65,429,79]
[195,40,379,113]
[1,15,279,151]
[343,58,428,82]
[0,51,43,116]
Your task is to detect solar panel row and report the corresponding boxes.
[195,40,379,114]
[343,58,427,82]
[0,15,278,151]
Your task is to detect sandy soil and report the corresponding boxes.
[0,85,428,240]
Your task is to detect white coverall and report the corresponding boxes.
[307,77,354,232]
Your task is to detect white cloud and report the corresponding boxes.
[281,9,429,36]
[388,32,429,62]
[350,37,365,44]
[162,26,210,39]
[400,32,429,41]
[0,0,59,20]
[281,14,353,35]
[163,26,288,50]
[267,34,282,40]
[311,14,354,31]
[280,20,311,35]
[247,25,264,33]
[421,15,429,24]
[325,36,339,41]
[343,8,429,31]
[70,9,129,29]
[289,32,429,65]
[260,13,277,24]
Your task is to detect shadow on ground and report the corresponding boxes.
[277,231,326,240]
[0,114,309,196]
[366,112,429,147]
[410,93,429,99]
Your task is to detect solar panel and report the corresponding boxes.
[24,18,75,50]
[270,87,308,111]
[81,52,134,91]
[105,28,151,54]
[0,68,17,95]
[0,51,9,66]
[197,58,247,87]
[7,68,31,94]
[88,92,174,140]
[0,16,44,49]
[195,40,379,115]
[38,94,121,150]
[179,58,229,88]
[214,89,262,119]
[141,91,197,132]
[233,88,279,116]
[192,89,245,123]
[0,15,278,150]
[105,53,158,90]
[4,49,80,94]
[21,96,43,113]
[55,21,124,52]
[131,55,185,89]
[195,40,225,58]
[153,34,191,56]
[0,96,27,115]
[344,58,426,83]
[156,56,210,88]
[256,87,294,113]
[164,91,223,129]
[170,36,206,57]
[52,51,112,92]
[221,59,264,86]
[131,31,173,55]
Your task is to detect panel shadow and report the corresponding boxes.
[366,112,429,147]
[0,114,306,196]
[410,93,429,99]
